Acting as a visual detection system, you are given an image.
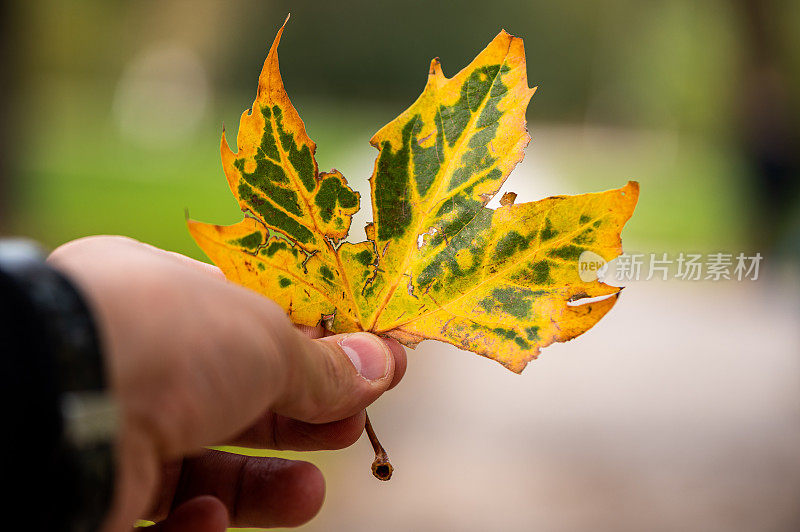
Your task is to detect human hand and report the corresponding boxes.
[48,236,406,531]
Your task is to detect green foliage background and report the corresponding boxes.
[8,0,799,259]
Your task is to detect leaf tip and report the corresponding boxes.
[256,14,292,104]
[619,180,641,214]
[624,180,640,197]
[267,15,290,57]
[428,57,444,82]
[220,127,232,152]
[505,347,539,374]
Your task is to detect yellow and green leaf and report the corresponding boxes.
[188,19,639,373]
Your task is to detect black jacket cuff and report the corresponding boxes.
[0,240,115,531]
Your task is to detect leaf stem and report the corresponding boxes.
[365,411,393,481]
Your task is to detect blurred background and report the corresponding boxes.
[1,1,799,530]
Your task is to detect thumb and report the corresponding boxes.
[270,330,404,423]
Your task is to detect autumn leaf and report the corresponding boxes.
[188,17,638,480]
[189,18,638,376]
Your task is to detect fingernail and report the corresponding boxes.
[339,333,390,381]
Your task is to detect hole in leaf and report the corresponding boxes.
[566,293,617,307]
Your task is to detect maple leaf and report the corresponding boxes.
[189,18,638,375]
[188,17,639,480]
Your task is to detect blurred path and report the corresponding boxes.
[304,276,800,532]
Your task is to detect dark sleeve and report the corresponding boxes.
[0,242,115,532]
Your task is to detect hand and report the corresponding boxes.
[48,236,406,531]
